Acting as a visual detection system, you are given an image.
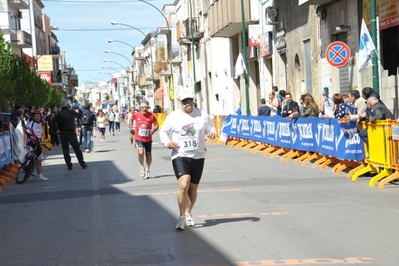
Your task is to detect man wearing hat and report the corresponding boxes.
[131,100,159,179]
[159,89,216,231]
[50,99,87,170]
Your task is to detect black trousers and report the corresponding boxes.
[59,131,85,167]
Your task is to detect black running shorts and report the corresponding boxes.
[135,140,152,153]
[172,157,205,184]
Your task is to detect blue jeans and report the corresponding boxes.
[82,126,92,150]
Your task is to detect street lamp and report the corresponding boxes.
[108,39,134,49]
[110,21,156,107]
[187,0,197,96]
[240,0,250,115]
[105,50,133,67]
[103,59,127,70]
[102,66,123,73]
[93,77,107,82]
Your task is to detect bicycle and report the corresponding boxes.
[15,142,51,184]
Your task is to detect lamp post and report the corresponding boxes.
[103,59,127,70]
[105,50,132,67]
[108,39,134,49]
[110,22,156,107]
[240,0,250,115]
[187,0,197,96]
[135,1,174,107]
[102,66,123,73]
[370,0,379,93]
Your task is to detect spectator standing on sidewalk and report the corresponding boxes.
[81,103,96,153]
[50,99,87,170]
[159,90,216,231]
[131,100,158,179]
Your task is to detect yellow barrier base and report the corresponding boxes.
[242,141,257,151]
[378,170,399,188]
[369,168,392,187]
[261,145,277,157]
[251,144,267,154]
[302,153,322,166]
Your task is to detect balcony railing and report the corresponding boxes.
[176,18,203,45]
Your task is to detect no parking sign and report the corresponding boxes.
[326,41,351,67]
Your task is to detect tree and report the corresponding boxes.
[1,34,64,110]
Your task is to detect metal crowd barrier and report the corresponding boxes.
[0,120,53,192]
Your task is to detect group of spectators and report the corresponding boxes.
[256,86,395,146]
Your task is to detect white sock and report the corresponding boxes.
[39,173,45,178]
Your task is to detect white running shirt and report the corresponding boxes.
[159,108,215,160]
[97,116,106,128]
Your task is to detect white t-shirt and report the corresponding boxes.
[97,116,106,128]
[323,96,334,116]
[107,112,115,122]
[114,112,120,122]
[159,108,215,160]
[26,121,42,143]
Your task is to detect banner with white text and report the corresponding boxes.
[222,115,364,161]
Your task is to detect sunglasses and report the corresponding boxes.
[181,98,194,104]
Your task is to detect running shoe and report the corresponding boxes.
[185,213,196,227]
[140,166,145,178]
[38,175,49,181]
[145,169,150,179]
[175,216,185,231]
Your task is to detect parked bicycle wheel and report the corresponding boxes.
[15,161,29,184]
[15,153,36,184]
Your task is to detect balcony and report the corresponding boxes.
[8,0,29,9]
[170,46,182,65]
[138,74,148,87]
[298,0,333,5]
[10,30,32,48]
[154,61,170,77]
[176,18,204,46]
[209,0,255,38]
[50,44,60,55]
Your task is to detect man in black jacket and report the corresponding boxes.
[281,93,299,118]
[257,98,271,116]
[50,99,87,170]
[359,96,394,145]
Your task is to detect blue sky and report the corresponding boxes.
[41,0,170,86]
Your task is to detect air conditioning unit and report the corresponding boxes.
[265,7,278,25]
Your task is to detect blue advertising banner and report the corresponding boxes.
[0,134,12,168]
[222,115,364,161]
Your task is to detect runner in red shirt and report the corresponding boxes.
[131,100,159,179]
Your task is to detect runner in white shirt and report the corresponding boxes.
[113,107,121,134]
[106,110,115,136]
[96,111,108,143]
[159,89,216,231]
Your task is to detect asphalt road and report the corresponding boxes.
[1,124,398,266]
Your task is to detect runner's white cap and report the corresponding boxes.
[179,90,194,100]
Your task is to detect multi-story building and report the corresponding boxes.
[2,0,76,99]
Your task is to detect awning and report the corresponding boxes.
[154,88,163,100]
